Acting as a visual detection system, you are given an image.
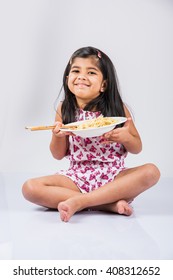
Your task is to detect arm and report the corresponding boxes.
[49,103,70,160]
[103,105,142,154]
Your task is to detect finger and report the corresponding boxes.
[65,132,75,136]
[103,129,115,138]
[124,117,132,127]
[54,130,66,137]
[53,128,60,134]
[103,133,111,138]
[53,122,63,133]
[103,129,118,138]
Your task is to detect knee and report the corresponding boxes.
[22,178,40,202]
[143,163,160,186]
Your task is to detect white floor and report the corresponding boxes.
[0,172,173,260]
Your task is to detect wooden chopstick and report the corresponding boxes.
[25,124,77,131]
[25,125,56,131]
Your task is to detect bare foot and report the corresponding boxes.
[58,197,82,222]
[114,200,133,216]
[92,200,133,216]
[58,198,133,222]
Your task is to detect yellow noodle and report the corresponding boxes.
[74,117,118,130]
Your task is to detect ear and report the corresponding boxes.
[100,80,107,92]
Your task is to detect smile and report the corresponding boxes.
[75,83,90,87]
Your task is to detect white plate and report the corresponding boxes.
[60,117,127,138]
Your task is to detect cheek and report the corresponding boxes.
[68,73,76,81]
[67,76,73,88]
[93,79,103,90]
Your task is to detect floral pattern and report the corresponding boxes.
[57,109,127,193]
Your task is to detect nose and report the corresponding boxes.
[77,74,86,80]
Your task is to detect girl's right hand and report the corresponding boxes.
[52,121,74,137]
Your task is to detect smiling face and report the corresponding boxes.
[67,57,106,108]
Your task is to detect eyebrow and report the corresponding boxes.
[71,66,99,71]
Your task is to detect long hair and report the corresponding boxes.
[58,46,125,124]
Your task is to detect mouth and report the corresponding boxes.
[75,83,90,87]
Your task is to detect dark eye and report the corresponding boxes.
[88,71,96,75]
[71,70,79,73]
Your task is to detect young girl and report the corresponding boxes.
[22,46,160,222]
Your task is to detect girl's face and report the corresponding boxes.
[67,57,106,108]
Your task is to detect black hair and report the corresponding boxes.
[57,46,125,124]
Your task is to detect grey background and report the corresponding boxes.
[0,0,172,177]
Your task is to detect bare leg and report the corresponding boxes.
[58,163,160,222]
[22,174,131,215]
[22,174,80,208]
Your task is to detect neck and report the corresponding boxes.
[76,98,88,109]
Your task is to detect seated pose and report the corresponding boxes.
[22,46,160,222]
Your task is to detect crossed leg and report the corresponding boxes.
[22,174,131,215]
[22,163,160,222]
[58,163,160,222]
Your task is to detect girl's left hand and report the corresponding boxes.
[101,118,132,144]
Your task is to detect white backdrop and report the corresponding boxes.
[0,0,172,177]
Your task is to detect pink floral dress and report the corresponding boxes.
[57,109,127,193]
